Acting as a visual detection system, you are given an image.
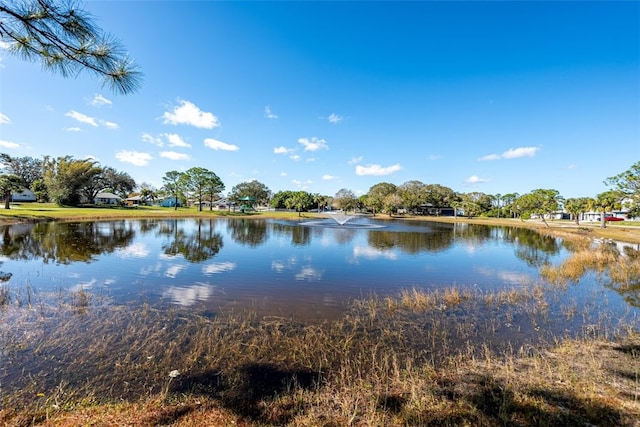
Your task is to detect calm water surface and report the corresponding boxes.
[0,217,635,321]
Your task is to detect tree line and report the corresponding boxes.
[270,161,640,230]
[1,153,637,229]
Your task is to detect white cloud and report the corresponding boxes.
[165,264,187,278]
[348,155,363,165]
[298,137,328,152]
[0,113,10,124]
[428,154,442,161]
[271,261,286,272]
[502,146,539,159]
[163,133,191,148]
[280,172,287,176]
[163,283,213,306]
[306,157,316,162]
[479,146,540,161]
[204,138,239,151]
[353,246,398,260]
[142,133,163,146]
[292,179,312,188]
[478,154,501,161]
[115,150,152,166]
[0,140,20,149]
[65,127,82,132]
[322,174,338,180]
[202,262,237,275]
[295,266,323,281]
[465,175,490,185]
[162,100,220,129]
[355,163,402,176]
[160,151,191,161]
[66,110,98,127]
[289,154,301,161]
[101,120,119,129]
[328,113,343,124]
[274,146,291,154]
[116,243,150,259]
[264,106,278,119]
[89,94,112,107]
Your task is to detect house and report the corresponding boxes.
[124,195,142,207]
[415,204,456,216]
[161,197,182,207]
[10,188,36,202]
[94,192,122,205]
[215,198,235,210]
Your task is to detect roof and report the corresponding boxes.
[95,192,121,199]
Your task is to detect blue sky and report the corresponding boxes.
[0,1,638,199]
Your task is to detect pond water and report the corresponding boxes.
[0,217,636,324]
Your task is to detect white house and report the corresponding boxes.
[94,192,122,205]
[11,188,36,202]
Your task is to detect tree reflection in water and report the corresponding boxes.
[0,221,136,264]
[158,219,223,263]
[226,218,268,247]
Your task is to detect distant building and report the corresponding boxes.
[94,192,122,205]
[10,188,36,202]
[161,197,182,208]
[124,195,142,207]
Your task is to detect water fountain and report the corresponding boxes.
[327,211,354,225]
[299,211,385,229]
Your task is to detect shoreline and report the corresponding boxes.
[1,204,639,244]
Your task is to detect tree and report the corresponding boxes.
[0,0,141,94]
[42,156,102,205]
[270,190,294,209]
[0,154,43,188]
[138,182,158,205]
[77,165,135,203]
[162,170,184,210]
[30,178,48,202]
[101,167,135,198]
[591,190,622,229]
[229,180,271,206]
[333,188,358,212]
[501,193,519,218]
[383,192,403,216]
[516,189,563,228]
[203,172,224,211]
[564,197,592,225]
[285,191,314,216]
[399,180,427,212]
[366,182,397,216]
[182,167,223,212]
[0,174,25,209]
[605,161,640,217]
[312,193,329,213]
[424,184,458,214]
[459,192,493,217]
[458,195,481,218]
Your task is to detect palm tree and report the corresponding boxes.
[591,191,622,229]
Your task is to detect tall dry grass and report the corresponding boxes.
[1,235,639,426]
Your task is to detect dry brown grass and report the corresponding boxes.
[1,278,638,426]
